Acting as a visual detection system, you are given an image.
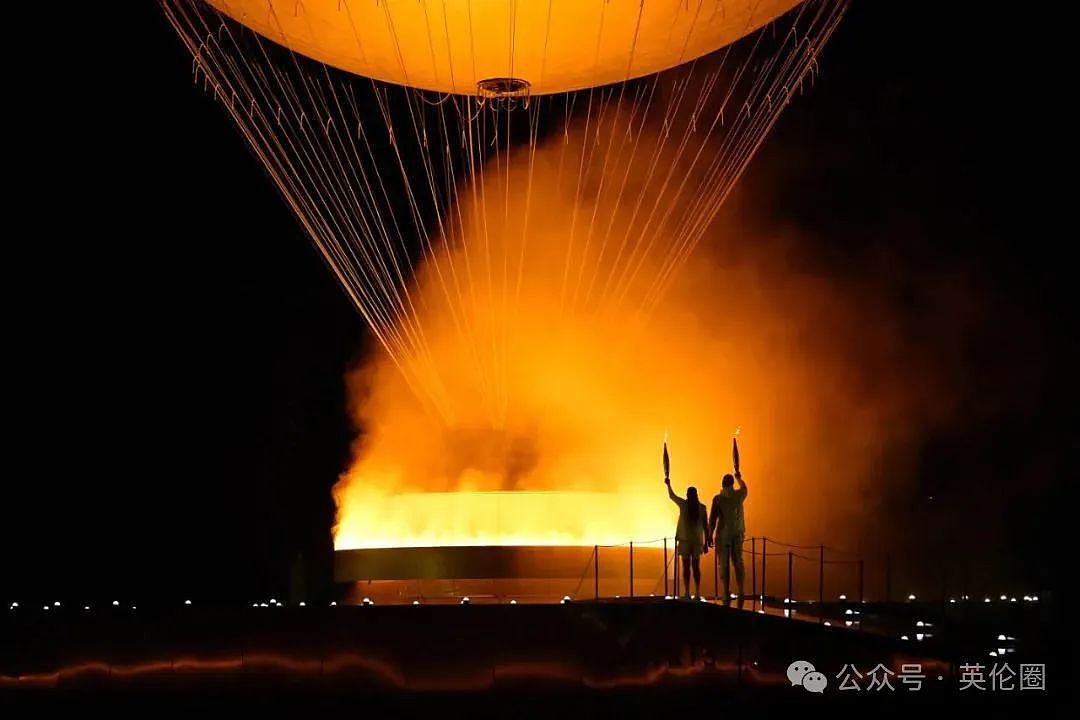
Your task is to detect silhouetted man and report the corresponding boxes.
[709,471,747,606]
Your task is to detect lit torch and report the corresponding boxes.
[732,426,741,475]
[663,433,670,483]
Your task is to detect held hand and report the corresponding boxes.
[664,476,671,485]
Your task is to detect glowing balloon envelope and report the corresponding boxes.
[206,0,803,94]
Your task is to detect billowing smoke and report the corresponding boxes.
[332,100,951,553]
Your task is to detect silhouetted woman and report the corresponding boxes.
[665,477,709,599]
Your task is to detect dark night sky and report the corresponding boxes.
[2,2,1072,603]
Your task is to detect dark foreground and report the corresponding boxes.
[1,598,1054,713]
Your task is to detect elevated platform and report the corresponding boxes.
[334,544,673,604]
[334,545,660,582]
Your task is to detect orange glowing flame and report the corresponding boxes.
[334,491,668,549]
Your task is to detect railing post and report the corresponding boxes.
[629,541,634,598]
[674,539,679,598]
[761,537,768,612]
[787,551,793,612]
[751,537,757,609]
[663,538,668,596]
[714,542,720,600]
[594,545,599,601]
[818,544,825,624]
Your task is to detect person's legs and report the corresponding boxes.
[681,553,691,598]
[731,533,746,608]
[691,555,701,598]
[719,539,731,603]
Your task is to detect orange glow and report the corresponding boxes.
[0,654,733,691]
[334,98,940,552]
[335,491,668,548]
[205,0,802,95]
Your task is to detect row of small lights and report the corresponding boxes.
[10,592,1041,611]
[8,596,1025,659]
[925,593,1040,603]
[8,600,196,612]
[11,593,736,611]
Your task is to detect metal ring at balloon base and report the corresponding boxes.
[476,77,531,110]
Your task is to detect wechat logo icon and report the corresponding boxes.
[788,660,827,693]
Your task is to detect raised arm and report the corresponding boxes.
[665,477,683,507]
[736,471,748,499]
